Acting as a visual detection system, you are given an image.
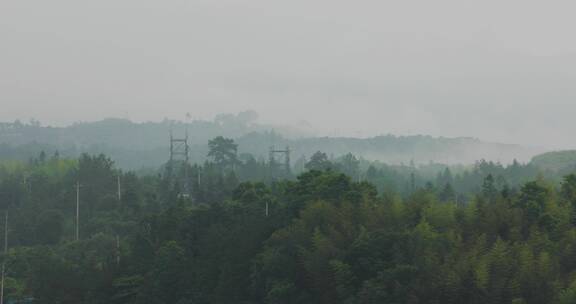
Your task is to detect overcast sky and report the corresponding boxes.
[1,0,576,148]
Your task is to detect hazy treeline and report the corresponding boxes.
[0,114,543,169]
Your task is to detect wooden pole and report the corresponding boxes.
[1,211,8,304]
[76,182,80,241]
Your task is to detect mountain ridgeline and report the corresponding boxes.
[0,115,544,169]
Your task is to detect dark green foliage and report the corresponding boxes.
[4,149,576,304]
[208,136,239,169]
[305,151,332,171]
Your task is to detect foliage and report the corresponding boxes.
[2,145,576,303]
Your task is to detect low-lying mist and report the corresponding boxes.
[0,112,549,170]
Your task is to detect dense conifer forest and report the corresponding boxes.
[1,137,576,303]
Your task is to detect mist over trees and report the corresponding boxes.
[0,113,545,170]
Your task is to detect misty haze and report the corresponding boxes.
[2,1,576,303]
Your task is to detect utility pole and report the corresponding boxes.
[115,176,121,266]
[265,201,269,217]
[22,174,33,197]
[76,182,80,241]
[117,175,122,202]
[116,235,121,266]
[1,211,8,304]
[197,167,201,188]
[184,129,190,196]
[410,172,416,194]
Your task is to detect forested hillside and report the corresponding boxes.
[0,137,575,303]
[0,114,543,169]
[531,150,576,173]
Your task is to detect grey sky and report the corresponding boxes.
[1,0,576,148]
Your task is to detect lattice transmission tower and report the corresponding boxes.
[269,146,291,180]
[167,130,191,197]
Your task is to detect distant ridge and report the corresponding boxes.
[0,116,547,169]
[531,150,576,171]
